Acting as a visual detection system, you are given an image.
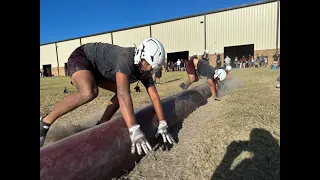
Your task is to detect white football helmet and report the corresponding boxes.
[214,69,227,81]
[134,38,165,74]
[193,52,197,56]
[204,49,210,54]
[226,65,232,71]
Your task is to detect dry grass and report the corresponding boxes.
[40,71,203,145]
[40,68,280,180]
[128,68,280,180]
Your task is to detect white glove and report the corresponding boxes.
[129,124,152,155]
[155,120,175,144]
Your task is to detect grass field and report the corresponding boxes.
[40,68,280,179]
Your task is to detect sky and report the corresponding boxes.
[40,0,260,44]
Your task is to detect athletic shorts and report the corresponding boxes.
[186,60,195,75]
[67,45,105,84]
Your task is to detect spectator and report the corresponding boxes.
[252,56,260,68]
[264,56,268,67]
[273,52,279,62]
[177,59,181,71]
[202,50,210,63]
[224,55,231,67]
[241,55,247,68]
[171,61,175,71]
[248,54,253,67]
[215,51,221,68]
[259,55,265,67]
[235,56,240,68]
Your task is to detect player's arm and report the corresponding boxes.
[207,78,218,97]
[142,79,175,144]
[141,79,165,121]
[116,72,137,128]
[207,65,220,101]
[116,72,153,155]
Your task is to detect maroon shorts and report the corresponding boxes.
[186,60,195,75]
[67,45,105,83]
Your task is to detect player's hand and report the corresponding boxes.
[129,124,152,155]
[155,120,175,144]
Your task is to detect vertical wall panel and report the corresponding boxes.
[40,43,58,68]
[151,16,204,57]
[206,2,278,52]
[112,26,150,47]
[56,39,81,65]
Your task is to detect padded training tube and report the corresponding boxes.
[40,83,211,180]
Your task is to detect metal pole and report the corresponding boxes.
[149,25,152,37]
[276,0,280,53]
[204,15,206,50]
[55,43,59,76]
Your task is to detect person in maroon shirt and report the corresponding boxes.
[241,55,247,68]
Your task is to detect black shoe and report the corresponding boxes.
[40,114,50,148]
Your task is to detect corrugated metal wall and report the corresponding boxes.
[206,1,278,52]
[81,33,112,44]
[151,16,204,57]
[112,26,150,47]
[56,39,81,65]
[40,43,58,68]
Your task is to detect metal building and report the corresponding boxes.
[40,0,280,76]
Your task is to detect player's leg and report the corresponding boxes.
[40,46,99,147]
[179,60,199,90]
[96,79,120,124]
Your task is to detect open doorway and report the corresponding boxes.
[42,64,52,77]
[224,44,254,67]
[167,51,189,71]
[64,63,69,76]
[167,51,189,62]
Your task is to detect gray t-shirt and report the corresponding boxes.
[197,59,216,79]
[83,43,154,88]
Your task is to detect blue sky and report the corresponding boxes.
[40,0,259,44]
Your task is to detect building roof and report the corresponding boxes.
[40,0,277,46]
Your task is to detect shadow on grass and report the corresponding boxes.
[211,128,280,180]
